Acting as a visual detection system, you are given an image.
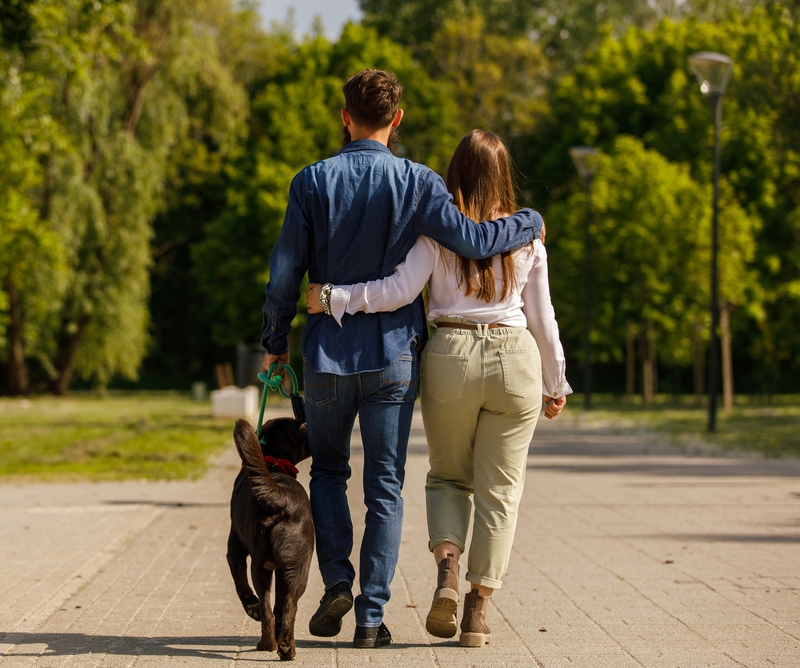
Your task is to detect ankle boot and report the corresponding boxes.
[459,589,492,647]
[425,553,459,638]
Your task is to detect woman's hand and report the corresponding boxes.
[542,394,566,419]
[306,283,323,314]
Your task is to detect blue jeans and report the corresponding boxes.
[303,340,417,627]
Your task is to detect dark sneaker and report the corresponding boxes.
[308,582,353,637]
[353,622,392,649]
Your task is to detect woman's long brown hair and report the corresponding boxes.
[445,130,519,302]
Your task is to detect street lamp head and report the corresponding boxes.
[569,146,599,188]
[688,52,734,96]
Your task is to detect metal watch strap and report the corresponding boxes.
[319,283,333,316]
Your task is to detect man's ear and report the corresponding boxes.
[341,108,351,127]
[391,108,403,128]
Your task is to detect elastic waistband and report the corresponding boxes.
[436,322,505,331]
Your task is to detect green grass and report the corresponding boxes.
[1,391,797,482]
[0,392,237,481]
[563,393,800,458]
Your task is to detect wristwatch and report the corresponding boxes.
[319,283,333,316]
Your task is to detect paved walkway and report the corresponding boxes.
[1,407,799,667]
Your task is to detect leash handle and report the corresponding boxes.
[256,363,301,442]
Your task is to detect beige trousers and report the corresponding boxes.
[420,319,542,589]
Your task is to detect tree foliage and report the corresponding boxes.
[0,0,247,393]
[190,22,461,352]
[531,5,800,387]
[548,137,760,371]
[2,0,799,394]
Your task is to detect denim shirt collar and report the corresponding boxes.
[336,139,393,156]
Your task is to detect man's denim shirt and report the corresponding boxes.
[262,139,543,375]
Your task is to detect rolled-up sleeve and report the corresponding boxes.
[262,174,310,354]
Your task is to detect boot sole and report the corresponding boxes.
[353,635,391,649]
[308,596,353,637]
[459,631,492,647]
[425,588,458,638]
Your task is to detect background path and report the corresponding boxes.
[1,407,798,666]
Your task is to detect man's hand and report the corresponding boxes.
[542,394,566,419]
[264,352,290,373]
[307,283,323,314]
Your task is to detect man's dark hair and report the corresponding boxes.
[342,69,403,131]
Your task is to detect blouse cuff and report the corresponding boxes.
[330,287,350,327]
[545,379,573,400]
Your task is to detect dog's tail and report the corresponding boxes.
[233,419,282,508]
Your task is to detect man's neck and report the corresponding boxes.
[349,127,392,146]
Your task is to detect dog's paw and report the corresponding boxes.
[256,637,277,652]
[278,641,296,661]
[245,600,261,621]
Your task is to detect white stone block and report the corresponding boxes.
[211,385,259,419]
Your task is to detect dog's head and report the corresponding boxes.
[258,417,310,465]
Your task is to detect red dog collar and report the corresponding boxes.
[263,455,299,477]
[240,456,299,478]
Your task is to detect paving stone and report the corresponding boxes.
[1,407,799,666]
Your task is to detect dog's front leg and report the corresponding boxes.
[251,564,277,652]
[226,529,260,620]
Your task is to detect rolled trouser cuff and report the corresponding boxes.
[428,534,466,554]
[466,571,503,590]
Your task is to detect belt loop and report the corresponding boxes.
[477,323,488,338]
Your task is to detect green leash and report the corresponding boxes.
[256,363,300,443]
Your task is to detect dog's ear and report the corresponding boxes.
[261,417,310,465]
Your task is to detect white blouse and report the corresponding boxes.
[329,236,572,399]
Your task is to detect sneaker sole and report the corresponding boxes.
[425,589,458,638]
[308,596,354,637]
[459,631,492,647]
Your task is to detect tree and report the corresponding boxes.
[547,136,759,401]
[360,0,706,74]
[426,12,550,141]
[0,16,65,394]
[530,8,799,391]
[191,23,461,354]
[0,0,247,394]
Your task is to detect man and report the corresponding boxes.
[261,69,542,648]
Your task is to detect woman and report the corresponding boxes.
[307,130,571,647]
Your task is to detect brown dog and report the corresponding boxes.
[227,418,314,660]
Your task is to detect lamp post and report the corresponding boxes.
[569,146,599,410]
[688,51,734,433]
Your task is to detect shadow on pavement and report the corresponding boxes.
[2,633,423,658]
[528,459,800,477]
[103,500,228,508]
[633,533,800,543]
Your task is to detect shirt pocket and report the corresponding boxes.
[422,350,470,403]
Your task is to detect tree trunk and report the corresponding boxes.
[50,314,91,395]
[626,321,636,399]
[720,302,733,412]
[6,278,29,395]
[692,319,705,406]
[123,5,170,136]
[650,320,658,396]
[640,322,654,404]
[123,63,159,136]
